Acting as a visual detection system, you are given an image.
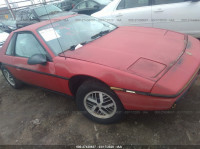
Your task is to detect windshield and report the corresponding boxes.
[34,4,62,17]
[94,0,112,5]
[37,15,117,55]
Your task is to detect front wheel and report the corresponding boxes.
[1,66,23,89]
[76,80,124,124]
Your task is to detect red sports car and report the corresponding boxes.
[0,14,200,124]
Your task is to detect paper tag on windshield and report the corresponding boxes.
[39,28,60,41]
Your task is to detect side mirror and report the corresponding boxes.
[28,54,47,65]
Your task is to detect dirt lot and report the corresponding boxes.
[0,72,200,146]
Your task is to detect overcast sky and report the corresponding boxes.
[0,0,53,8]
[0,0,6,6]
[0,0,55,8]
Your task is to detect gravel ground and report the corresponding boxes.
[0,72,200,146]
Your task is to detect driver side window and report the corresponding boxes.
[76,2,87,10]
[15,33,46,58]
[154,0,187,5]
[117,0,149,10]
[87,1,98,8]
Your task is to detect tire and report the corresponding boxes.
[76,80,124,124]
[1,66,23,89]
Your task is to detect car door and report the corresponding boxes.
[6,32,66,93]
[152,0,200,37]
[110,0,152,27]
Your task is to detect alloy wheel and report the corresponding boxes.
[3,69,15,86]
[84,91,117,119]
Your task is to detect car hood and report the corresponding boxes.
[65,27,187,80]
[39,11,76,21]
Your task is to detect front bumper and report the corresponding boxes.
[114,71,199,111]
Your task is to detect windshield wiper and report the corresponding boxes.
[91,30,111,40]
[59,41,92,55]
[66,41,91,51]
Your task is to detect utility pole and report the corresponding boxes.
[4,0,15,20]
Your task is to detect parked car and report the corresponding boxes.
[92,0,200,38]
[71,0,83,8]
[0,29,9,48]
[52,0,73,11]
[0,22,14,33]
[71,0,112,15]
[1,14,200,124]
[15,4,75,28]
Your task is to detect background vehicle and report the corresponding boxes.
[1,15,200,124]
[15,4,75,28]
[52,0,73,11]
[71,0,112,15]
[0,29,9,48]
[71,0,83,7]
[92,0,200,38]
[0,22,13,33]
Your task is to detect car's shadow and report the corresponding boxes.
[1,76,200,145]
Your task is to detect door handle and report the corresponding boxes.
[154,8,164,12]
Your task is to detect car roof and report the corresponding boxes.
[14,14,78,32]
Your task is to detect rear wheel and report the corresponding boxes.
[76,80,124,124]
[1,66,23,89]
